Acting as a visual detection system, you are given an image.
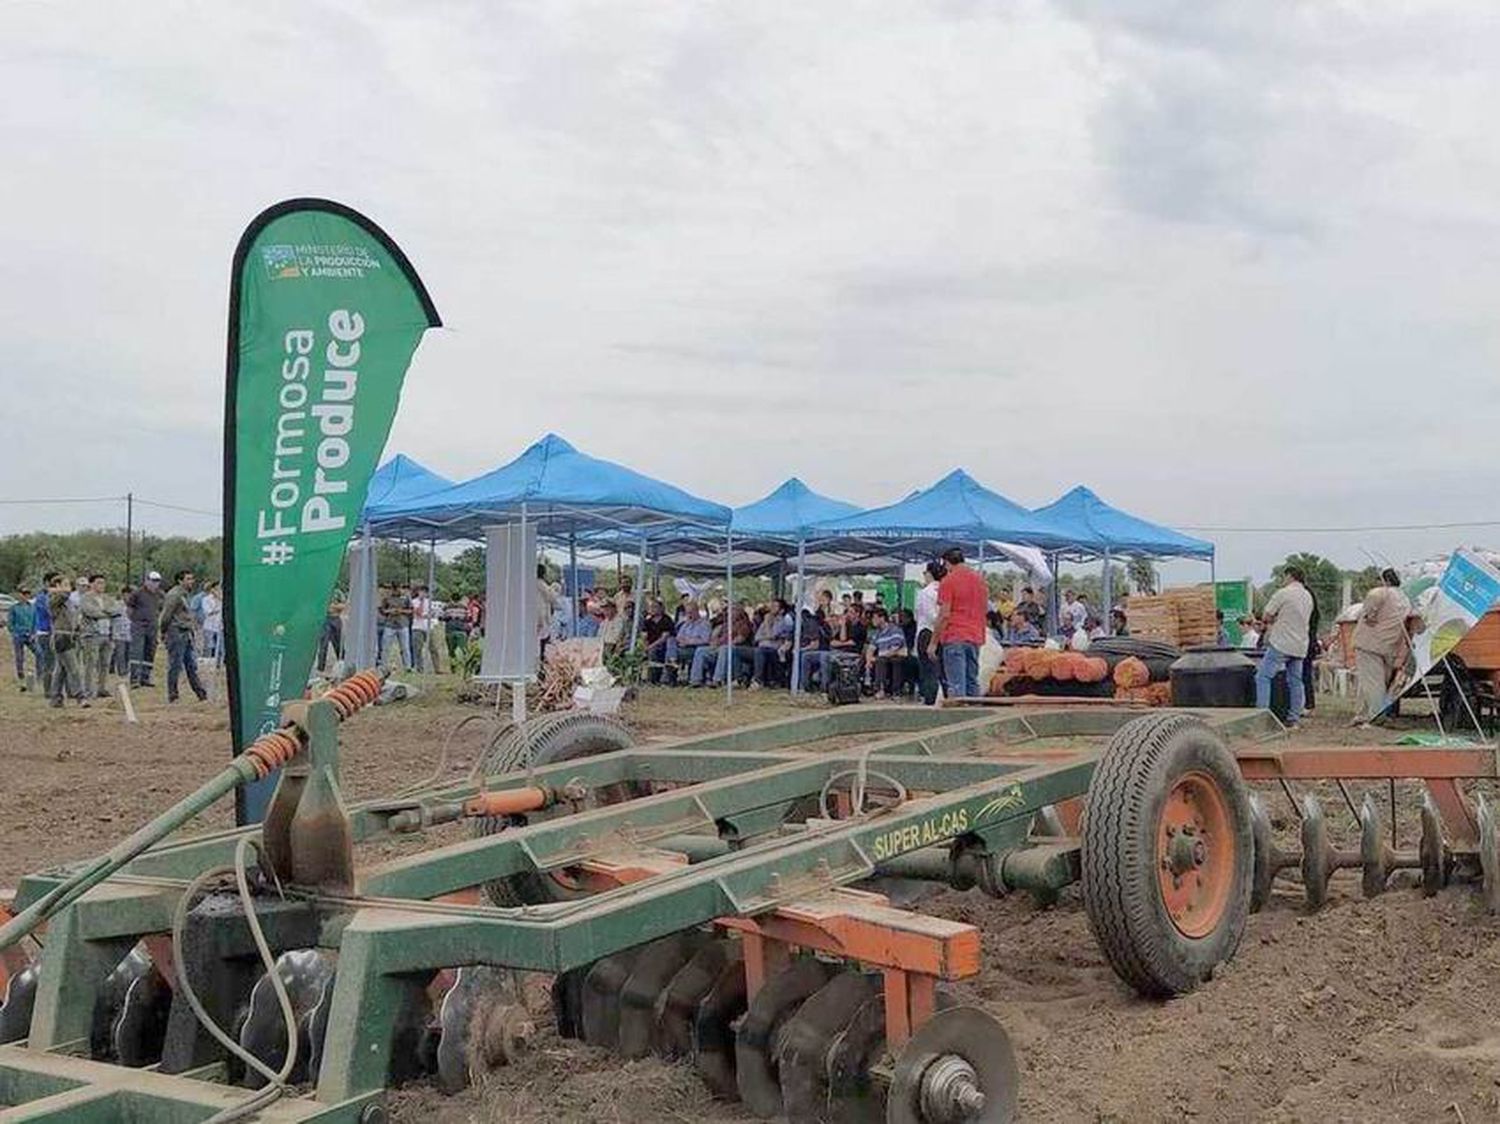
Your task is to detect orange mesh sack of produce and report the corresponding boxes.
[1113,656,1150,689]
[987,670,1014,696]
[1022,648,1056,678]
[1050,652,1079,681]
[1003,647,1029,674]
[1075,656,1110,684]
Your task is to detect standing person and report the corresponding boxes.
[931,547,987,699]
[535,564,557,664]
[126,572,164,688]
[159,570,208,703]
[8,584,37,690]
[78,573,114,698]
[914,560,946,706]
[410,585,432,673]
[318,591,345,672]
[1254,566,1314,727]
[45,572,88,708]
[1351,568,1412,725]
[111,588,132,678]
[32,582,53,690]
[423,589,449,674]
[1303,597,1320,713]
[200,581,224,668]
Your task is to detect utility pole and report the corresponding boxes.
[124,492,133,586]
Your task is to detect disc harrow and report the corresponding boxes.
[2,697,1499,1121]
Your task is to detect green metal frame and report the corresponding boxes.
[0,704,1272,1119]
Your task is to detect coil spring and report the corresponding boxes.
[243,728,303,779]
[241,671,383,777]
[322,670,383,719]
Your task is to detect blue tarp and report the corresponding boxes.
[364,433,732,542]
[809,468,1078,553]
[732,478,863,538]
[1032,485,1213,560]
[361,455,453,521]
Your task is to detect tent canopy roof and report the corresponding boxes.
[808,468,1077,553]
[1032,485,1214,560]
[364,433,732,542]
[361,454,453,521]
[731,477,863,538]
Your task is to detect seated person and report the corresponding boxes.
[641,599,676,681]
[830,604,867,656]
[866,608,909,698]
[710,608,757,685]
[1110,607,1129,637]
[1005,612,1041,644]
[688,609,727,687]
[793,609,832,691]
[673,600,710,682]
[751,599,795,688]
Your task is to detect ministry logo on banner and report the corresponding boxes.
[260,243,382,281]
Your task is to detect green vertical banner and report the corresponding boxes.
[224,200,439,825]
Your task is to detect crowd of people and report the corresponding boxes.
[561,548,1133,704]
[7,569,221,706]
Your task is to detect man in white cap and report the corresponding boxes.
[126,571,165,687]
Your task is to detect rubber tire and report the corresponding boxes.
[1081,712,1253,999]
[477,713,639,906]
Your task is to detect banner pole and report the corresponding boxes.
[791,536,806,694]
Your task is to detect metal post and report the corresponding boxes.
[1103,548,1113,626]
[569,533,579,639]
[124,492,133,585]
[791,537,806,694]
[427,535,437,596]
[726,531,735,704]
[513,504,529,728]
[1048,554,1060,635]
[629,534,647,650]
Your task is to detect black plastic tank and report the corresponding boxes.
[1170,647,1256,708]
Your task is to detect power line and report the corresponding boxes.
[0,495,126,505]
[134,497,221,518]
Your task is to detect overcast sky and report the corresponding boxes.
[3,0,1499,582]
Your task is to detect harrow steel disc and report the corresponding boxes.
[91,944,171,1067]
[692,944,749,1099]
[580,945,647,1048]
[777,970,879,1124]
[1249,794,1276,913]
[1359,794,1390,899]
[0,963,38,1045]
[617,931,711,1059]
[654,938,740,1060]
[551,965,589,1041]
[238,949,336,1087]
[434,967,534,1094]
[886,1007,1018,1124]
[1299,795,1333,911]
[735,956,836,1117]
[1477,793,1500,914]
[1420,793,1446,897]
[825,988,892,1123]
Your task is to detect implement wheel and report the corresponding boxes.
[1081,713,1253,999]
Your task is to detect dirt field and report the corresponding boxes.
[5,674,1500,1122]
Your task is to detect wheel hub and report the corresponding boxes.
[1156,771,1235,939]
[920,1054,987,1122]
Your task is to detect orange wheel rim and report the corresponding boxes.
[1156,771,1235,939]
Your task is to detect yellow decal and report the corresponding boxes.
[972,784,1027,828]
[871,808,970,861]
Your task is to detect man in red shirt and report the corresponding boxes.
[930,546,988,697]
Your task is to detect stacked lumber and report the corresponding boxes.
[1123,586,1217,648]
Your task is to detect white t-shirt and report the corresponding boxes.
[1066,601,1089,629]
[1241,628,1261,649]
[201,592,222,632]
[915,581,940,634]
[411,596,431,632]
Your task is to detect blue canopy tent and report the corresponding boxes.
[809,469,1080,554]
[1031,485,1216,623]
[362,454,454,516]
[364,434,732,703]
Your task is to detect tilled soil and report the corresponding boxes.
[4,683,1499,1121]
